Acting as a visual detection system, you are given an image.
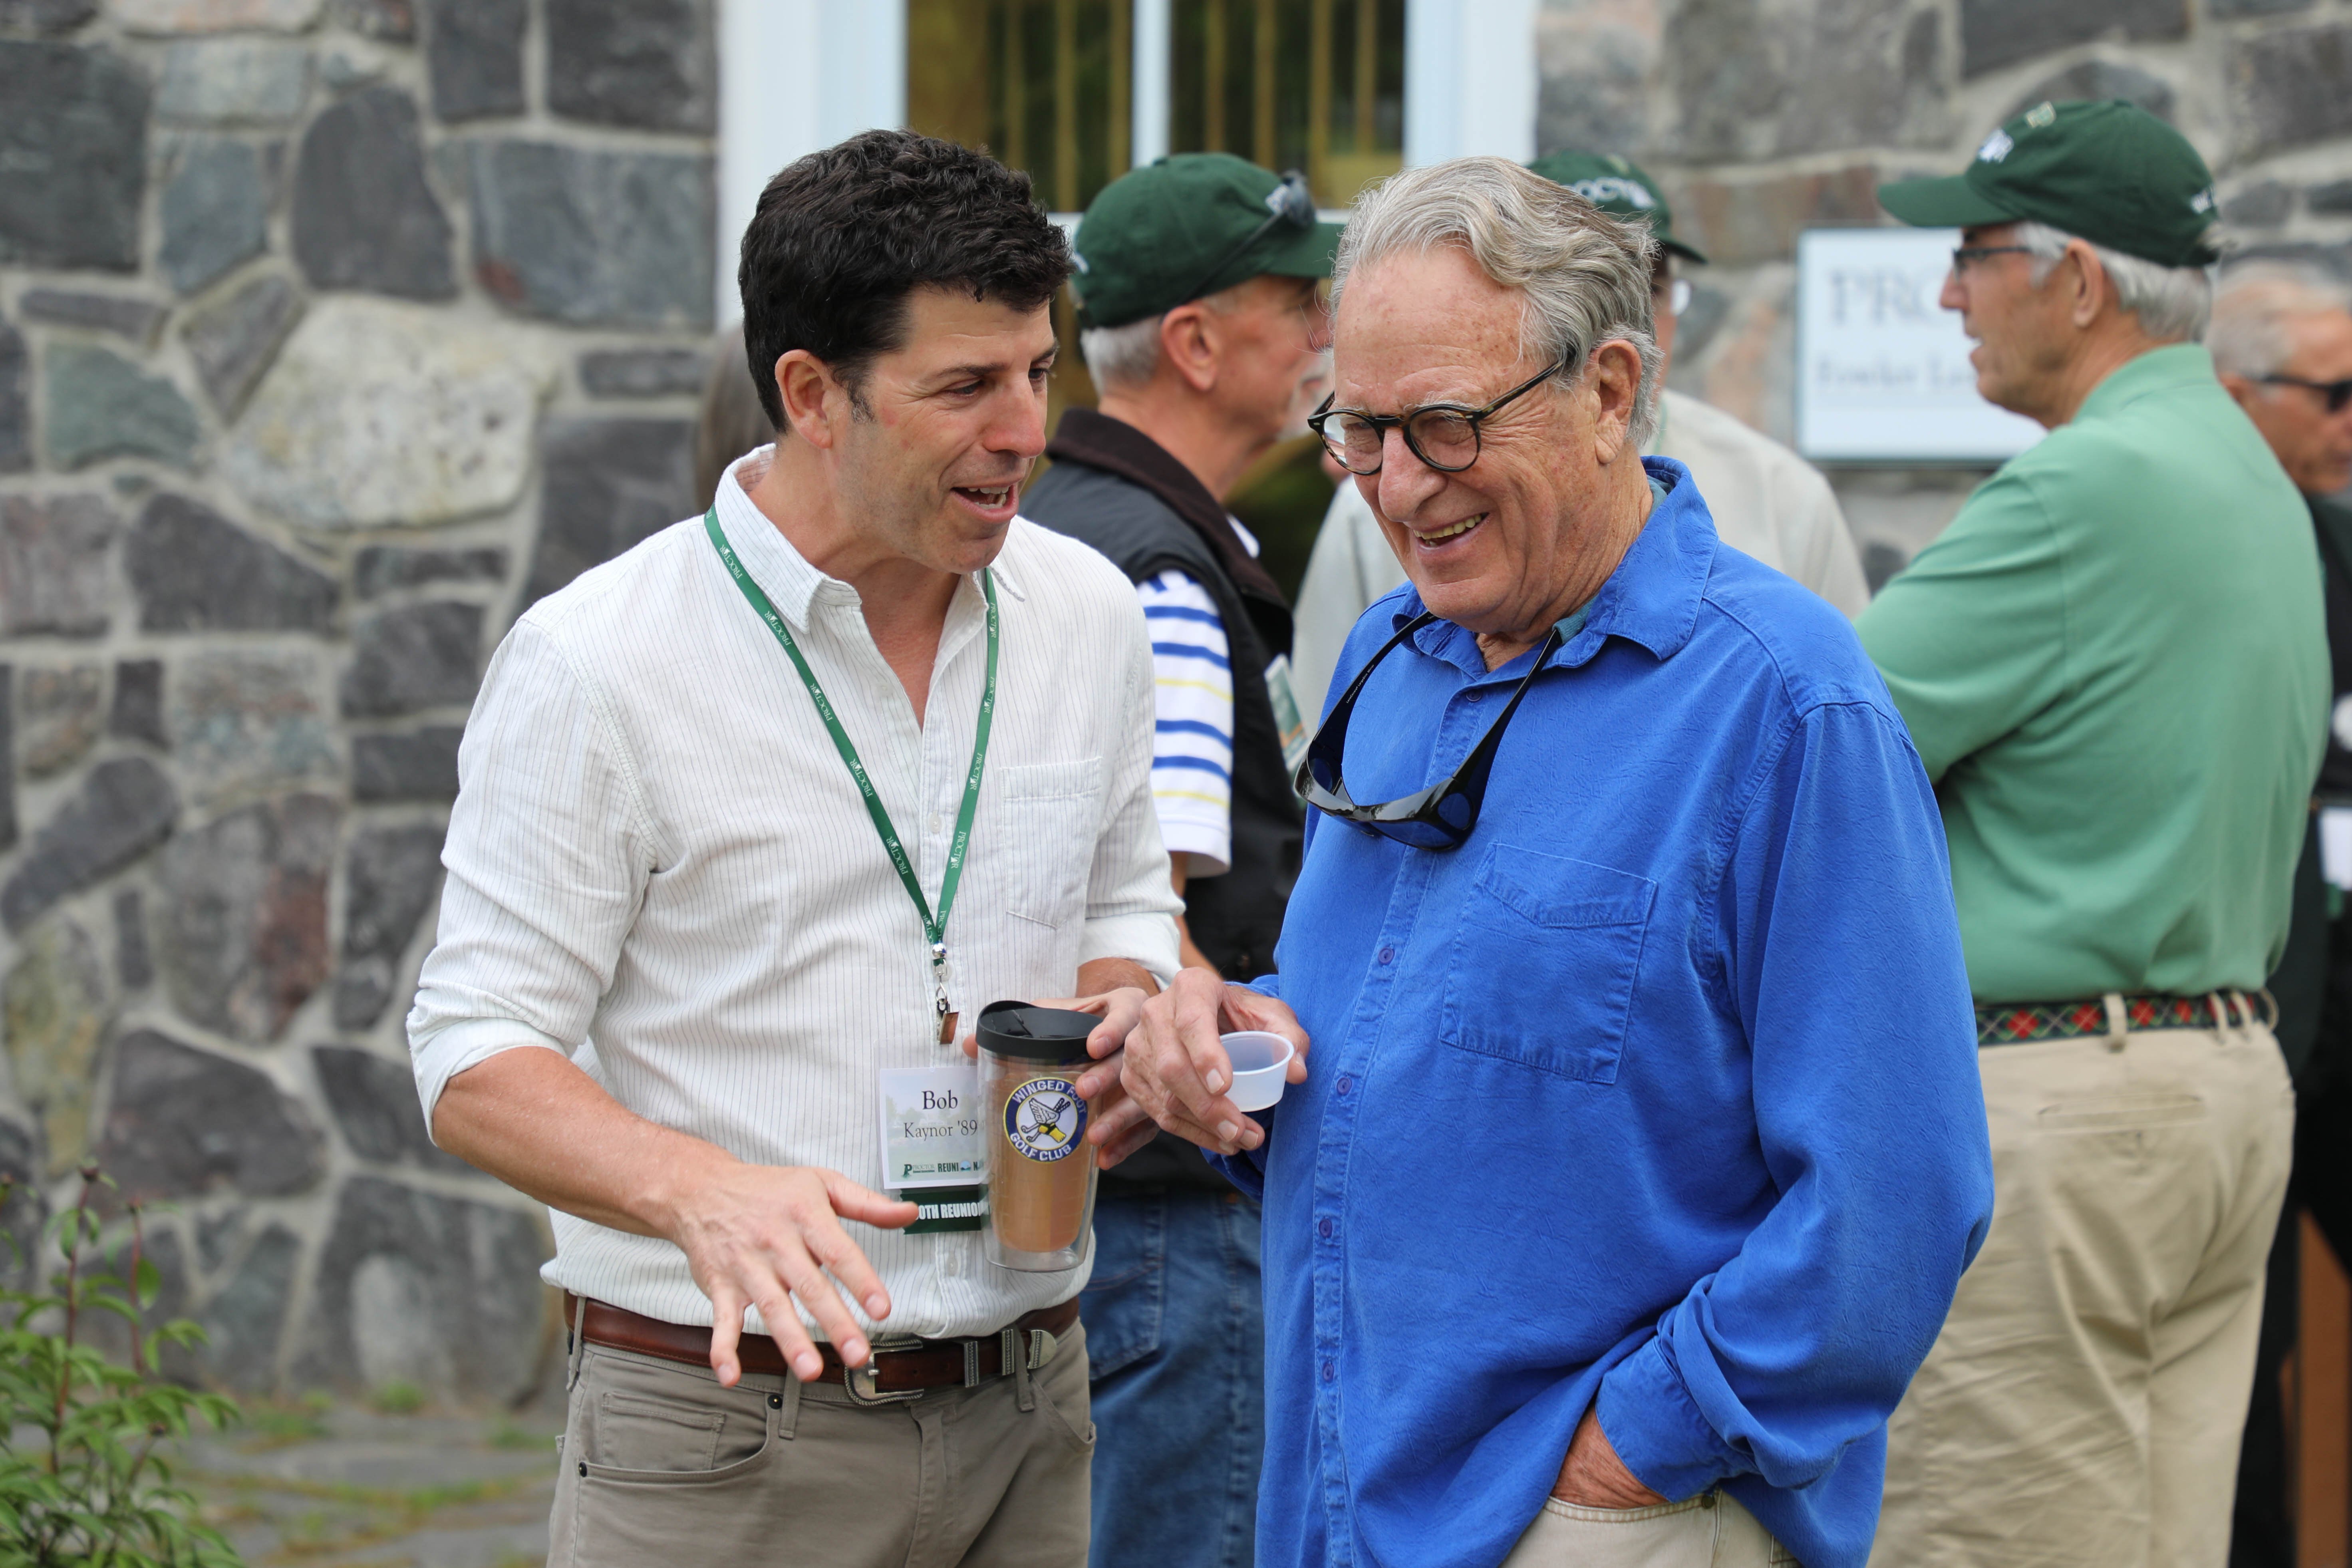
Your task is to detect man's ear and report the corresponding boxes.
[1159,302,1220,395]
[775,350,846,449]
[2063,240,2110,331]
[1585,340,1644,465]
[2217,371,2263,419]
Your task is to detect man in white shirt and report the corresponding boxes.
[1289,152,1869,718]
[407,130,1180,1567]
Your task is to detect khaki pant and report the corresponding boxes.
[548,1324,1094,1568]
[1871,1014,2294,1568]
[1502,1492,1797,1567]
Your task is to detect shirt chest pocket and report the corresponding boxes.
[1438,845,1657,1085]
[996,757,1104,930]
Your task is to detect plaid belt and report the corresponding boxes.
[1975,990,2270,1047]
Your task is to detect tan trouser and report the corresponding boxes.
[547,1324,1094,1568]
[1871,1012,2294,1568]
[1502,1491,1798,1566]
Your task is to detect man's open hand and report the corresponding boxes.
[1551,1406,1669,1509]
[663,1162,917,1387]
[1083,967,1308,1162]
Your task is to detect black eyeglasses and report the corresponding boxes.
[2261,373,2352,414]
[1294,611,1563,849]
[1308,357,1571,476]
[1178,170,1316,305]
[1951,244,2034,272]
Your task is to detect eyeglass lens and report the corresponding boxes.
[1322,408,1480,475]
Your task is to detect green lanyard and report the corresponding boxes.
[705,507,998,1043]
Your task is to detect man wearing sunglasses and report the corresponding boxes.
[1085,157,1994,1568]
[2209,264,2352,1565]
[1860,103,2328,1567]
[1020,152,1339,1568]
[1288,151,1869,721]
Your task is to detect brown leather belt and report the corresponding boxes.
[565,1293,1079,1401]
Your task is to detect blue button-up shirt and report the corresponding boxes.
[1216,461,1993,1568]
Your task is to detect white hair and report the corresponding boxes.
[1079,284,1248,392]
[2209,263,2352,380]
[2014,221,2213,343]
[1331,155,1663,448]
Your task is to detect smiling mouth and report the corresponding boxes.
[953,483,1016,509]
[1414,513,1486,546]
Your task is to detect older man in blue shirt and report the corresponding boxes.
[1084,158,1995,1568]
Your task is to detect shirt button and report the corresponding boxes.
[1377,946,1395,965]
[1321,1360,1335,1383]
[1466,690,1483,703]
[1318,1217,1333,1239]
[928,813,943,832]
[1336,1075,1353,1096]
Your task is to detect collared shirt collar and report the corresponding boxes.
[714,446,1023,634]
[1388,457,1715,680]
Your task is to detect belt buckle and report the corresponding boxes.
[843,1333,924,1405]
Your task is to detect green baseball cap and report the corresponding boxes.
[1877,99,2221,267]
[1525,151,1708,265]
[1069,153,1344,329]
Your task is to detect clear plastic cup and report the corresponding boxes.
[977,1001,1102,1272]
[1220,1030,1296,1112]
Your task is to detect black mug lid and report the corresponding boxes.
[977,1000,1102,1064]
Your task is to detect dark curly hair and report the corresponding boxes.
[739,129,1074,433]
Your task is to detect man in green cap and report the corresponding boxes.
[1858,99,2328,1566]
[1289,150,1868,719]
[1018,150,1339,1568]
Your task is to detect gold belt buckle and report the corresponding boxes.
[843,1333,925,1405]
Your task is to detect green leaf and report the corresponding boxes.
[135,1255,162,1309]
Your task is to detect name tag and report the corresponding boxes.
[877,1064,985,1189]
[1265,653,1310,772]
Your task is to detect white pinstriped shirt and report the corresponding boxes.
[407,449,1181,1339]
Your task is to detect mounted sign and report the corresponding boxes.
[1795,227,2045,465]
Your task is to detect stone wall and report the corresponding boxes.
[1537,0,2352,580]
[0,0,716,1403]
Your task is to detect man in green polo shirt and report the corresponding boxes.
[1859,100,2327,1567]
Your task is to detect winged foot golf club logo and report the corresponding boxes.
[1005,1078,1087,1163]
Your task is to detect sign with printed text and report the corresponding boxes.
[1795,227,2046,464]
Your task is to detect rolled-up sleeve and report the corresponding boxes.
[1596,700,1994,1498]
[406,619,657,1135]
[1078,586,1184,981]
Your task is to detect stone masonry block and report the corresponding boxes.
[422,0,523,122]
[340,600,483,717]
[353,545,507,598]
[115,887,153,990]
[331,0,413,40]
[19,664,104,776]
[1,757,179,933]
[470,140,715,330]
[167,650,338,802]
[115,0,324,32]
[0,318,24,475]
[332,824,444,1029]
[3,916,110,1176]
[182,273,304,418]
[2233,24,2352,155]
[580,347,709,398]
[109,659,168,751]
[160,136,272,295]
[224,297,554,530]
[524,417,693,604]
[295,1176,547,1400]
[129,493,336,632]
[1960,0,2186,79]
[0,42,147,271]
[351,727,461,802]
[0,673,14,851]
[292,85,456,300]
[0,494,114,637]
[0,0,97,31]
[1662,0,1947,162]
[95,1029,326,1198]
[158,793,340,1043]
[157,37,310,125]
[312,1044,472,1173]
[44,345,204,471]
[20,290,167,343]
[546,0,715,134]
[1677,165,1884,269]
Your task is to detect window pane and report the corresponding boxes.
[1170,0,1402,208]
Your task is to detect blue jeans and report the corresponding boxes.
[1083,1186,1263,1568]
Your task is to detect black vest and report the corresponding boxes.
[1024,411,1305,1192]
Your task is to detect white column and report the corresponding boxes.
[1131,0,1171,167]
[714,0,910,322]
[1402,0,1539,168]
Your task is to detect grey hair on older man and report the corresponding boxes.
[2209,262,2352,381]
[1332,155,1664,449]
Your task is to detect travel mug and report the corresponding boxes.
[977,1000,1102,1272]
